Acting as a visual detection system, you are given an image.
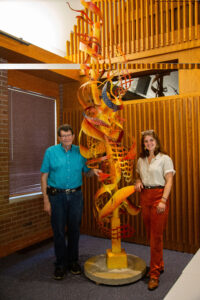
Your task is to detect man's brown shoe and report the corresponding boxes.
[148,278,159,290]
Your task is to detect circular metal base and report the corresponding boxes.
[84,254,146,286]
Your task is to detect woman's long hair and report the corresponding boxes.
[139,130,166,158]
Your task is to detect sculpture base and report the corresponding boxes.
[106,248,127,269]
[84,254,146,286]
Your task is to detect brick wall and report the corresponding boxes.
[0,61,55,257]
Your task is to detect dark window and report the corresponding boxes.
[9,87,55,196]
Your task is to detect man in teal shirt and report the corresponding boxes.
[41,124,100,280]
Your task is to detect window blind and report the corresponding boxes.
[9,87,55,196]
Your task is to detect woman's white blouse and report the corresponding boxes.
[136,153,175,186]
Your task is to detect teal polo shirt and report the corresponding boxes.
[40,144,90,189]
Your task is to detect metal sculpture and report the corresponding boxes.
[67,0,140,269]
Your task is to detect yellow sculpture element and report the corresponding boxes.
[68,1,140,270]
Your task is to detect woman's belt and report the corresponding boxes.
[47,186,81,195]
[143,185,164,189]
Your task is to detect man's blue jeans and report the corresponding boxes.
[49,189,83,268]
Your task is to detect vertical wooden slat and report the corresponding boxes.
[166,1,169,45]
[97,0,101,58]
[80,12,85,64]
[171,0,175,45]
[105,0,109,59]
[109,0,114,57]
[114,0,118,56]
[77,19,81,64]
[131,0,135,52]
[180,97,189,246]
[140,0,144,51]
[150,0,154,49]
[160,0,164,46]
[183,0,187,42]
[70,32,73,62]
[101,0,105,59]
[177,0,181,43]
[145,0,149,50]
[155,0,159,48]
[118,0,122,52]
[84,7,89,63]
[74,25,77,63]
[170,100,177,244]
[195,0,198,39]
[186,97,194,248]
[188,0,192,41]
[126,0,131,54]
[66,41,70,59]
[89,9,93,44]
[192,96,200,247]
[122,0,126,54]
[135,0,139,51]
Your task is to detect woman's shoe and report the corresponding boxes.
[148,278,159,290]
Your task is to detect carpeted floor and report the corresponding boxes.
[0,235,193,300]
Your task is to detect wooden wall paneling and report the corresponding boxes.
[64,0,200,65]
[62,94,200,253]
[8,70,59,99]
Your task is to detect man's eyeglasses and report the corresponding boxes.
[60,134,73,138]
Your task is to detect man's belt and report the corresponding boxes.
[143,185,164,189]
[47,186,81,195]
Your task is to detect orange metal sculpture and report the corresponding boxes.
[67,0,140,269]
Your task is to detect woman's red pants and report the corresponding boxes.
[140,188,169,280]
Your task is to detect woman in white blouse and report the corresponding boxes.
[135,130,175,291]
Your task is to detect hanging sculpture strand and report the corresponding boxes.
[67,0,140,269]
